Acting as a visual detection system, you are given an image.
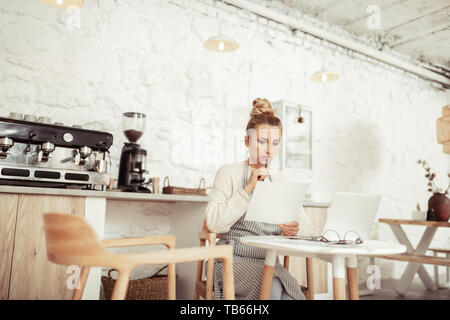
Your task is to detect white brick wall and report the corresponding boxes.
[0,0,448,281]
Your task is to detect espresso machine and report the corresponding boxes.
[117,112,151,192]
[0,113,113,190]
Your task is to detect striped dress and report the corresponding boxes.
[206,160,306,300]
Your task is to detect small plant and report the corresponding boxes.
[417,159,450,195]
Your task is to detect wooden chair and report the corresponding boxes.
[194,219,314,300]
[43,213,235,300]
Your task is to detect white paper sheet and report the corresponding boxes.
[244,181,309,224]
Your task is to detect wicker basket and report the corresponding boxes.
[162,177,207,196]
[101,265,168,300]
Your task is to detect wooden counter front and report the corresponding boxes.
[1,194,86,299]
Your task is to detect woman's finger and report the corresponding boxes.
[279,224,298,230]
[280,225,299,231]
[283,230,297,236]
[281,229,298,236]
[279,223,299,237]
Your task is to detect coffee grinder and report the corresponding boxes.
[118,112,151,192]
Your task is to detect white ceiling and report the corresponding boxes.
[278,0,450,70]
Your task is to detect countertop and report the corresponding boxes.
[0,185,330,207]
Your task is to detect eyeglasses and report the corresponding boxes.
[320,230,363,245]
[288,230,363,245]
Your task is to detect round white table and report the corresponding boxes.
[240,235,406,300]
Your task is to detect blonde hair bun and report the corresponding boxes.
[250,98,275,117]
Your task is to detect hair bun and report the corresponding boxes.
[250,98,275,117]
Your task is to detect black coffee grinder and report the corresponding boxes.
[118,112,151,192]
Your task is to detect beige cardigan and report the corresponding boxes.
[204,160,313,235]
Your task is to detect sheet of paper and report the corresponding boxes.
[244,181,309,224]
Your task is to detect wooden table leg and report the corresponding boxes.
[346,256,359,300]
[305,257,314,300]
[332,256,346,300]
[259,249,277,300]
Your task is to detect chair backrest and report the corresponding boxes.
[323,192,381,241]
[43,213,108,266]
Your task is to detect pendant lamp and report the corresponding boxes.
[203,34,239,52]
[310,43,340,83]
[40,0,83,9]
[203,15,239,52]
[310,69,340,83]
[310,8,340,83]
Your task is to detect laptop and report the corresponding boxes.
[284,192,381,245]
[323,192,381,241]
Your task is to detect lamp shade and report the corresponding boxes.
[437,105,450,153]
[203,34,239,52]
[40,0,84,8]
[310,70,340,82]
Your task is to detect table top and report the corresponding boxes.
[379,218,450,228]
[240,236,406,257]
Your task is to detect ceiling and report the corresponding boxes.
[278,0,450,70]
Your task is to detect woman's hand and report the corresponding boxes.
[243,167,269,195]
[278,221,299,236]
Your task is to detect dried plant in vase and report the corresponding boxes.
[417,160,450,221]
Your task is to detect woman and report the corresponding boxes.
[204,98,313,300]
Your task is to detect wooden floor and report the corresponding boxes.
[360,275,450,300]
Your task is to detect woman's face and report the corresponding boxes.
[245,124,281,166]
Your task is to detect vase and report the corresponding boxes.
[427,193,450,222]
